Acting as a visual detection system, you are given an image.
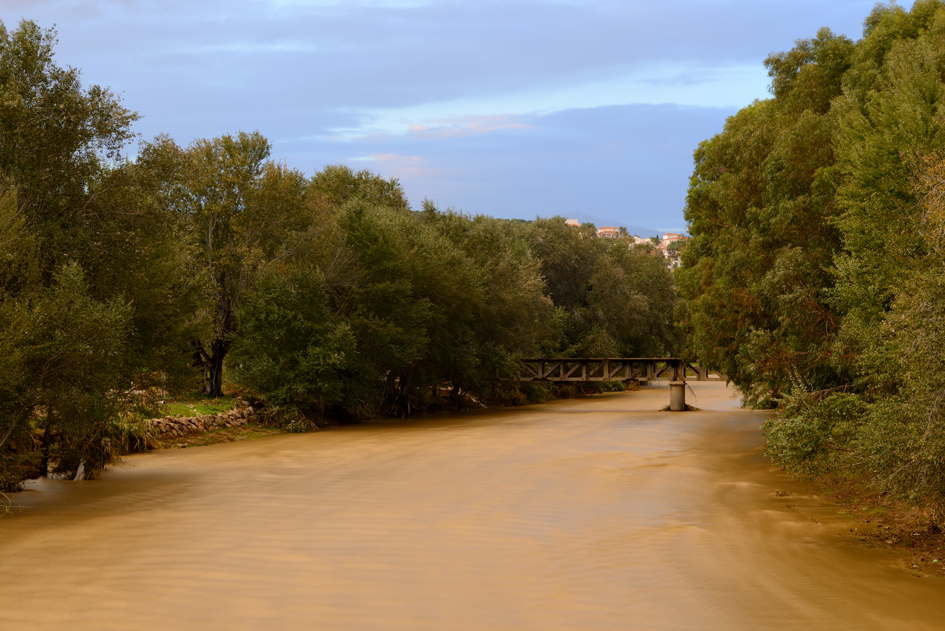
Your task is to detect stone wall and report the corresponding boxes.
[147,403,258,439]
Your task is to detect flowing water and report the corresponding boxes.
[2,382,943,630]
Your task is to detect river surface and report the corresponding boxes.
[2,382,944,630]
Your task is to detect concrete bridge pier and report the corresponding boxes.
[669,381,686,411]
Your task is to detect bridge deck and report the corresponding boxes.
[515,358,724,383]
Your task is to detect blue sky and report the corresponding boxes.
[2,0,907,233]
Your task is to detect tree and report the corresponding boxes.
[681,0,945,518]
[141,131,318,397]
[229,265,358,414]
[676,27,853,404]
[0,20,138,273]
[518,217,677,358]
[0,263,129,480]
[0,20,197,485]
[309,164,410,214]
[418,203,554,401]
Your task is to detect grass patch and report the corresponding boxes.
[161,396,237,417]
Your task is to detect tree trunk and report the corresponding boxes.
[192,337,229,398]
[203,337,229,398]
[39,416,51,477]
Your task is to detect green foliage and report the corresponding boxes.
[764,385,866,475]
[108,414,152,454]
[417,203,554,381]
[481,382,556,407]
[230,265,359,413]
[677,72,847,399]
[0,20,138,222]
[309,164,410,213]
[252,405,320,434]
[139,131,320,396]
[681,0,945,513]
[0,19,199,487]
[232,196,552,418]
[0,262,130,482]
[520,217,678,357]
[231,197,677,420]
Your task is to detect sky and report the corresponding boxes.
[1,0,912,234]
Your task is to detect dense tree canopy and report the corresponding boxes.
[0,20,198,486]
[678,0,945,517]
[137,131,321,397]
[230,198,679,419]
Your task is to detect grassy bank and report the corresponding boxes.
[160,397,238,418]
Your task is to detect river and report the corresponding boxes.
[1,382,943,630]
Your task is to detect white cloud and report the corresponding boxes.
[351,152,454,179]
[327,61,769,139]
[264,0,434,7]
[355,152,423,165]
[338,115,531,142]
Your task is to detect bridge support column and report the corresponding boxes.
[669,381,686,411]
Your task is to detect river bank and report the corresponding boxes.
[136,381,630,452]
[811,476,945,578]
[141,401,277,450]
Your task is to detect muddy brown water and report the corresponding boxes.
[2,382,944,630]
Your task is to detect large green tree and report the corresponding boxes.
[677,27,853,405]
[681,0,945,516]
[0,20,198,485]
[230,176,455,418]
[0,21,138,270]
[140,131,319,397]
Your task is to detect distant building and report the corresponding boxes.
[659,233,687,269]
[565,219,581,227]
[597,226,620,239]
[661,232,685,247]
[631,235,650,245]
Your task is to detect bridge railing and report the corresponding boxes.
[514,358,725,383]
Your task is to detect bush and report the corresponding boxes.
[764,389,865,475]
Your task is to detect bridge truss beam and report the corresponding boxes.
[514,358,723,384]
[513,358,725,411]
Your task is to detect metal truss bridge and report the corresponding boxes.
[513,358,725,411]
